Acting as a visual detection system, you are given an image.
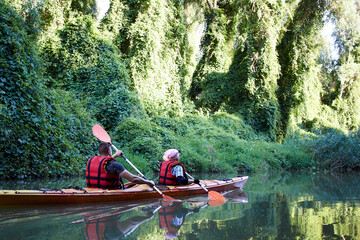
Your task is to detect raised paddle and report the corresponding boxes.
[185,172,226,204]
[92,124,175,201]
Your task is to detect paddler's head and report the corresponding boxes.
[163,149,180,161]
[99,142,112,156]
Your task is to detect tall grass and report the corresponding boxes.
[285,128,360,172]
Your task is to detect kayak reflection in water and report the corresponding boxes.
[223,189,248,203]
[81,200,207,240]
[83,203,160,240]
[159,201,207,239]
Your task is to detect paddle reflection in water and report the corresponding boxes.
[79,190,249,239]
[0,188,248,240]
[2,173,360,239]
[82,203,160,240]
[79,199,210,240]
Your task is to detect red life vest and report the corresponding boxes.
[84,216,122,240]
[84,218,107,240]
[159,205,184,232]
[86,156,122,189]
[158,160,186,185]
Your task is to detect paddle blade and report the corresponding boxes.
[92,124,111,142]
[162,195,175,201]
[208,199,226,207]
[160,195,177,206]
[208,191,226,201]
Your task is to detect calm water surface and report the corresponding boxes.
[0,172,359,240]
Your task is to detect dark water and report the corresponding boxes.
[0,172,359,240]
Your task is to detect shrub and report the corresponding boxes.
[41,15,140,131]
[112,113,313,174]
[307,130,360,171]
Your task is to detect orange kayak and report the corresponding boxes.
[0,176,248,206]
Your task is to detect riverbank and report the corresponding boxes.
[1,122,359,180]
[110,120,360,175]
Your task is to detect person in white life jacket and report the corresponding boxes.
[86,142,155,189]
[158,149,199,185]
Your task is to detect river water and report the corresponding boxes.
[0,172,359,240]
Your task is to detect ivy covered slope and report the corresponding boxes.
[0,1,97,179]
[1,0,360,179]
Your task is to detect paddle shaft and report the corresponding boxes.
[123,205,162,238]
[185,172,209,193]
[110,144,166,197]
[111,144,144,177]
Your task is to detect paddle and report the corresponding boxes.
[185,172,226,204]
[92,124,175,201]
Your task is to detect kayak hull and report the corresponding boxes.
[0,176,248,206]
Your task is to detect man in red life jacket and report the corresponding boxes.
[158,149,199,185]
[86,142,154,189]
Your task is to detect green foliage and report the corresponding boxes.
[114,116,176,171]
[189,4,234,108]
[0,1,96,179]
[287,129,360,172]
[190,0,287,140]
[1,0,360,179]
[316,0,360,133]
[125,0,190,117]
[210,112,259,141]
[37,0,71,33]
[98,0,128,43]
[1,0,46,178]
[276,0,326,141]
[330,61,360,131]
[312,130,360,171]
[113,113,310,174]
[37,89,98,177]
[70,0,97,17]
[41,15,142,131]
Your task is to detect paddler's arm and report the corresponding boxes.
[176,176,199,185]
[112,150,124,159]
[172,165,199,185]
[119,170,155,187]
